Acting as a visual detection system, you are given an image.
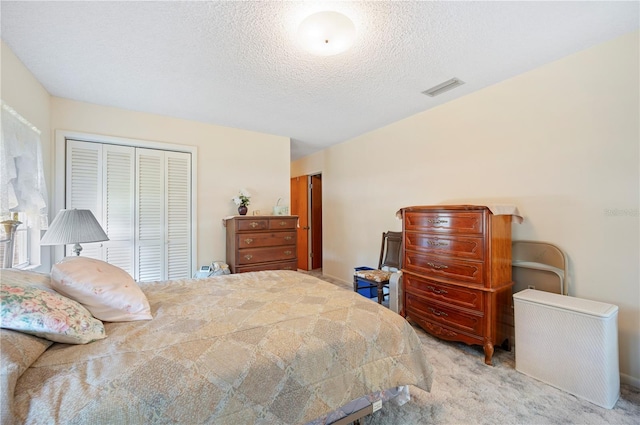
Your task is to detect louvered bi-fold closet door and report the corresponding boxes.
[66,140,103,259]
[135,148,166,282]
[102,145,135,276]
[66,141,135,274]
[165,151,191,280]
[135,149,192,282]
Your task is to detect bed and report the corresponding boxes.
[1,266,433,424]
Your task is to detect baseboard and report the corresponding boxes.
[621,373,639,389]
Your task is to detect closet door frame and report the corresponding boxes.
[53,130,198,276]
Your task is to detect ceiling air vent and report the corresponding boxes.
[422,78,465,97]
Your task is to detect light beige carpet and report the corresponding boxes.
[304,270,640,425]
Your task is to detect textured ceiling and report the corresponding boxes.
[1,1,638,160]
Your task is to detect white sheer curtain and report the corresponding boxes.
[0,101,48,227]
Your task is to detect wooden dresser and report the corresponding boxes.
[225,215,298,273]
[400,205,513,365]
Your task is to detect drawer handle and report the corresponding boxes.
[244,238,253,245]
[427,262,448,270]
[279,221,287,226]
[428,307,448,317]
[283,266,292,270]
[427,218,448,225]
[250,222,259,228]
[426,239,447,247]
[426,285,449,295]
[244,254,253,260]
[284,236,293,241]
[284,250,292,255]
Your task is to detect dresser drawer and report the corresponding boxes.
[405,232,484,260]
[235,260,298,273]
[237,219,269,231]
[237,246,296,265]
[404,252,484,286]
[404,274,484,312]
[237,232,296,248]
[405,293,484,336]
[269,217,297,230]
[404,211,484,234]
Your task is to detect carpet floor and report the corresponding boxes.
[304,270,640,425]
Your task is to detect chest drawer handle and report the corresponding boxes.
[284,236,293,241]
[279,221,287,226]
[428,307,448,317]
[283,266,292,270]
[250,222,259,228]
[244,238,253,245]
[426,239,447,247]
[427,218,448,225]
[244,254,253,260]
[427,262,448,270]
[284,250,292,255]
[426,285,449,295]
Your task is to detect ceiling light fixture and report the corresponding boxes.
[297,11,356,56]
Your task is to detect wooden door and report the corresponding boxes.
[290,176,309,270]
[311,174,322,269]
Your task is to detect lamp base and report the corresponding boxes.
[72,243,83,256]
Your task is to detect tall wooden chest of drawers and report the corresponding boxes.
[225,216,298,273]
[400,205,513,365]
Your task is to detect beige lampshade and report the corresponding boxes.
[40,209,108,255]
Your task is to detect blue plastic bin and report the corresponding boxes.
[354,266,377,299]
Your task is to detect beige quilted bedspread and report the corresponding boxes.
[2,270,433,424]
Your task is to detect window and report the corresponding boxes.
[1,102,47,269]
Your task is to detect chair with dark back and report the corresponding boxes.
[353,231,402,304]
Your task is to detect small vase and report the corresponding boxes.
[238,205,248,215]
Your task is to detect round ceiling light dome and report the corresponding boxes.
[297,11,356,56]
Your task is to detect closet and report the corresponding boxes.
[65,139,192,281]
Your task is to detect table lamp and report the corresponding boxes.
[40,209,109,256]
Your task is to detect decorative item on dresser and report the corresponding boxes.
[225,215,298,273]
[400,205,520,365]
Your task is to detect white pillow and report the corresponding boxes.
[51,257,152,322]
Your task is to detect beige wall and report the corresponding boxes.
[50,98,290,268]
[292,32,640,385]
[3,39,290,271]
[1,41,51,150]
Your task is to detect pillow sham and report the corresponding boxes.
[0,283,106,344]
[50,257,152,322]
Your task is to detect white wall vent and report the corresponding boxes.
[422,78,465,97]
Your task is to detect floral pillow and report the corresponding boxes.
[50,256,152,322]
[0,283,106,344]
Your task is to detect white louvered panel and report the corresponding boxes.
[165,152,191,279]
[105,243,134,276]
[136,149,165,282]
[66,140,104,259]
[103,145,135,276]
[167,243,190,280]
[137,245,163,282]
[104,145,134,241]
[67,140,102,214]
[137,153,164,241]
